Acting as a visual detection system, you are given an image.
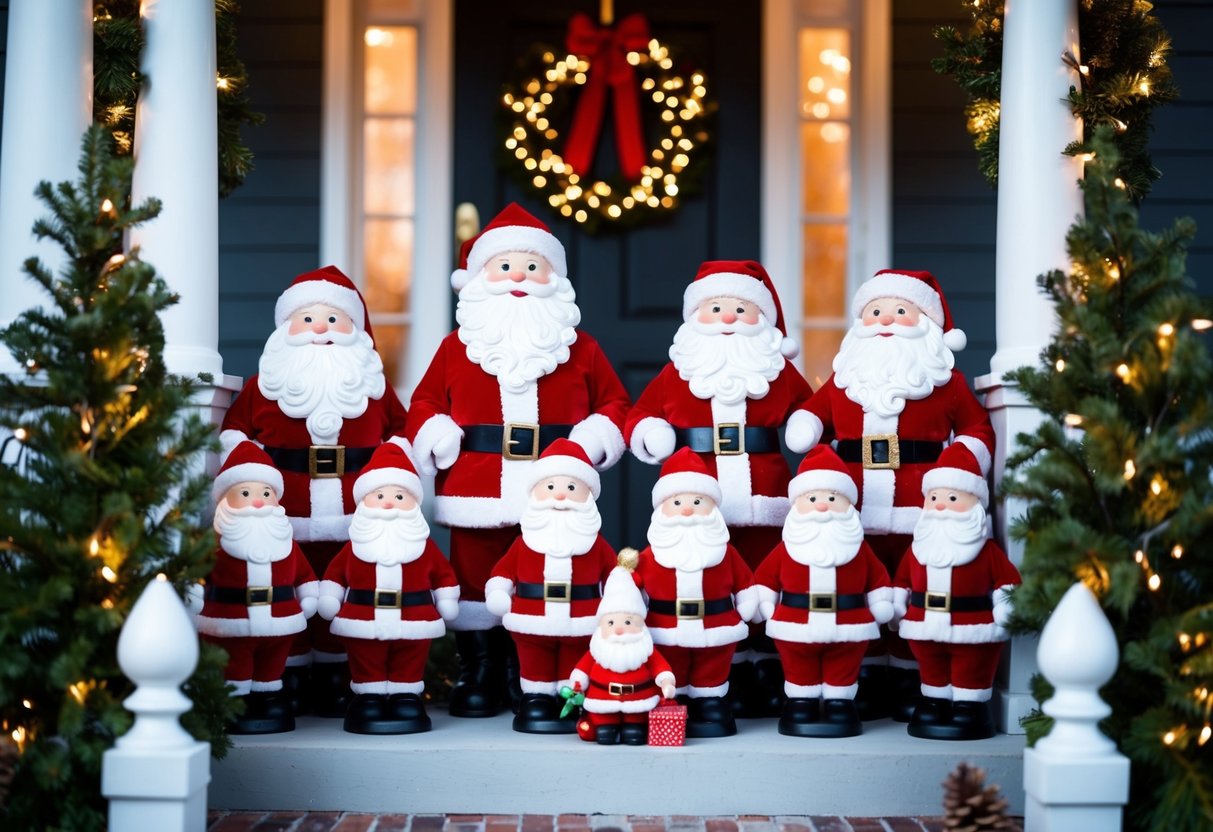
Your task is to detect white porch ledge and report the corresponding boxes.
[210,712,1025,816]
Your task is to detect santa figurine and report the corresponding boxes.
[786,269,995,720]
[625,260,812,716]
[753,446,893,738]
[219,265,411,717]
[405,204,631,718]
[630,448,760,738]
[892,443,1020,740]
[568,567,676,745]
[192,442,319,734]
[483,439,620,733]
[316,443,459,735]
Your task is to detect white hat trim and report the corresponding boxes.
[788,469,858,504]
[275,279,366,329]
[529,455,601,499]
[465,225,567,283]
[353,467,424,505]
[682,272,777,324]
[921,467,989,507]
[213,463,284,503]
[651,471,723,507]
[850,273,944,327]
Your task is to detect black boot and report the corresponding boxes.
[777,697,821,737]
[595,723,621,745]
[620,723,648,745]
[686,696,738,738]
[907,697,955,740]
[382,693,432,735]
[947,701,996,740]
[888,667,921,723]
[512,693,575,734]
[449,630,501,717]
[817,698,862,738]
[752,658,787,718]
[854,664,892,721]
[280,665,311,716]
[310,661,353,718]
[489,626,523,714]
[344,693,393,734]
[232,692,295,735]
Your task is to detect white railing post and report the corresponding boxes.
[102,576,211,832]
[1023,583,1130,831]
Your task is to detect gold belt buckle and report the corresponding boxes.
[503,422,541,460]
[676,598,704,619]
[309,444,346,478]
[374,589,403,609]
[809,593,837,612]
[861,434,900,470]
[246,586,273,606]
[925,591,951,612]
[543,581,572,602]
[713,423,744,455]
[608,682,635,695]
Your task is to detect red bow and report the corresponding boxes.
[562,12,651,181]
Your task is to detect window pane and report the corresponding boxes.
[801,121,850,216]
[364,26,417,114]
[801,327,846,390]
[363,218,413,314]
[802,224,848,318]
[799,28,851,121]
[364,117,415,215]
[371,322,410,391]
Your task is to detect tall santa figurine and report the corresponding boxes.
[405,204,631,718]
[317,443,459,735]
[219,266,411,716]
[193,442,319,734]
[786,269,995,719]
[625,260,812,716]
[483,439,619,733]
[892,444,1020,740]
[630,448,760,738]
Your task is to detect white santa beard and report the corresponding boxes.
[832,317,954,418]
[782,505,865,567]
[670,317,785,406]
[456,272,580,393]
[646,507,731,571]
[519,497,602,557]
[589,627,655,673]
[257,323,386,445]
[349,504,430,565]
[912,504,988,567]
[214,501,294,563]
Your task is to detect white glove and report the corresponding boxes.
[869,600,895,625]
[735,590,759,623]
[437,598,459,622]
[317,594,342,621]
[642,422,676,461]
[757,600,776,622]
[185,583,205,615]
[432,429,462,470]
[993,602,1013,628]
[785,410,823,453]
[485,589,513,617]
[299,595,318,619]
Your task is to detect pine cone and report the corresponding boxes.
[942,762,1021,832]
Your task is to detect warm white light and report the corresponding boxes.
[1116,363,1131,380]
[364,28,394,47]
[1171,545,1183,560]
[1201,725,1211,746]
[811,102,830,119]
[216,76,230,91]
[1134,549,1145,564]
[1192,319,1213,332]
[826,88,847,105]
[1162,729,1175,744]
[1148,573,1161,591]
[1064,413,1084,427]
[819,48,839,66]
[1055,358,1066,372]
[1123,460,1136,480]
[89,538,100,556]
[102,566,118,583]
[100,198,114,214]
[807,76,825,94]
[13,428,27,441]
[1158,322,1175,337]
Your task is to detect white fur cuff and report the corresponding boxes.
[570,413,626,469]
[785,410,824,453]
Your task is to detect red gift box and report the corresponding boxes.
[647,699,687,746]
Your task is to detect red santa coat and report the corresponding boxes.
[486,535,619,637]
[195,544,319,638]
[219,378,410,542]
[569,650,675,714]
[754,541,891,644]
[625,363,813,527]
[633,545,757,648]
[794,372,995,535]
[893,539,1021,645]
[320,540,459,641]
[404,331,630,529]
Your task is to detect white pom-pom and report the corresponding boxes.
[943,327,967,352]
[780,336,800,359]
[450,268,470,292]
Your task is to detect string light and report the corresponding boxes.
[216,76,231,91]
[101,566,118,583]
[1163,729,1176,745]
[1201,725,1211,746]
[1158,322,1175,337]
[1191,319,1213,332]
[13,428,27,442]
[1055,358,1066,372]
[1171,545,1183,560]
[89,537,100,557]
[1064,413,1084,427]
[99,198,115,215]
[1123,459,1136,480]
[1151,475,1165,496]
[1179,633,1191,650]
[1134,550,1145,564]
[1148,573,1161,591]
[1116,363,1131,380]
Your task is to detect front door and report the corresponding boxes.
[453,0,763,548]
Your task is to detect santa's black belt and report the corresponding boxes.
[515,581,601,602]
[262,444,376,479]
[674,425,780,456]
[910,591,993,613]
[779,591,867,612]
[835,438,943,469]
[648,597,734,618]
[205,585,296,606]
[461,423,574,461]
[591,679,654,696]
[345,589,435,609]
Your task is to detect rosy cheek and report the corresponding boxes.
[740,309,760,325]
[697,309,717,324]
[530,270,552,285]
[486,270,508,282]
[862,315,879,326]
[332,318,354,334]
[288,319,308,335]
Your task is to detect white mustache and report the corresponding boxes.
[282,327,360,346]
[690,318,766,337]
[851,320,925,340]
[481,277,558,298]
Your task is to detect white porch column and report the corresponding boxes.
[130,0,222,380]
[0,0,93,373]
[977,0,1083,735]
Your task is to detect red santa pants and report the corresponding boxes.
[659,644,736,696]
[774,639,868,692]
[292,539,348,661]
[203,633,293,688]
[908,639,1004,696]
[864,532,916,663]
[511,632,591,692]
[449,525,520,607]
[344,637,431,690]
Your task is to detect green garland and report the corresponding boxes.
[933,0,1177,200]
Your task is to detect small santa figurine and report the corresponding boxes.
[630,448,760,738]
[219,265,410,716]
[405,204,631,718]
[316,444,459,735]
[753,446,893,738]
[625,260,813,716]
[892,443,1020,740]
[568,567,676,745]
[192,442,319,734]
[786,269,995,720]
[484,439,619,733]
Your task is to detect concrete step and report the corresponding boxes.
[209,712,1025,817]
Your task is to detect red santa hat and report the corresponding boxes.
[527,438,601,499]
[273,265,373,340]
[921,443,989,508]
[788,445,859,504]
[450,203,568,292]
[850,268,967,352]
[353,443,424,505]
[212,441,284,504]
[681,260,799,359]
[597,566,648,618]
[650,447,723,508]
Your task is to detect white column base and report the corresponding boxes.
[102,741,210,832]
[1024,746,1129,832]
[166,345,226,383]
